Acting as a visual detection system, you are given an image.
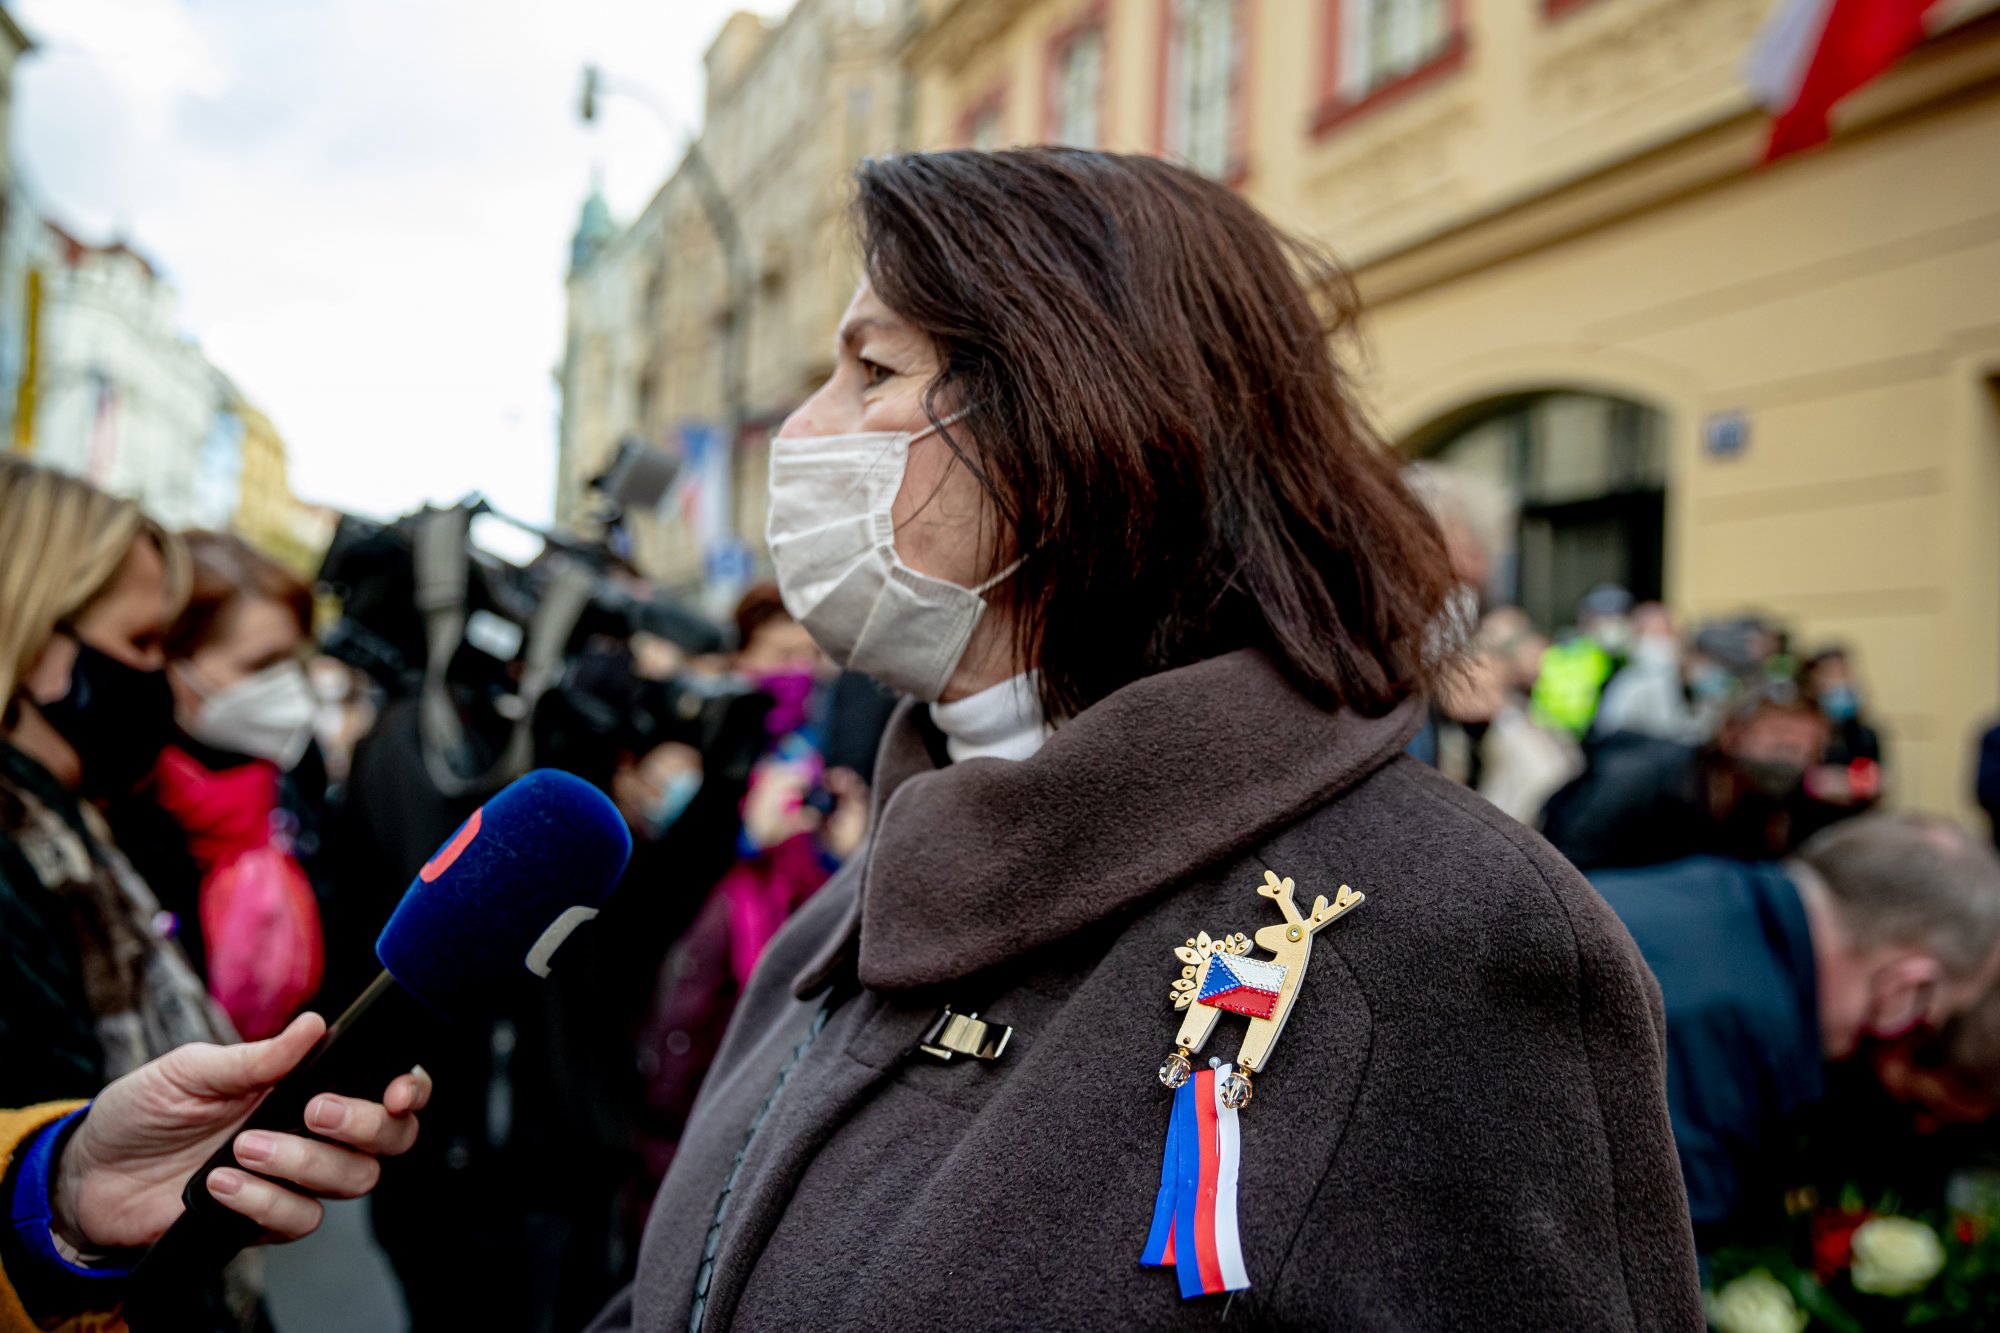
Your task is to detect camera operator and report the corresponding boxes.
[314,503,784,1331]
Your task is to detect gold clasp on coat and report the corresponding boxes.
[918,1007,1012,1062]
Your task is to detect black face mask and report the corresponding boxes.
[1734,756,1807,801]
[36,638,175,798]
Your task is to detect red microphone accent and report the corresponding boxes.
[421,808,482,883]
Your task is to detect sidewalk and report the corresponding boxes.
[263,1199,405,1333]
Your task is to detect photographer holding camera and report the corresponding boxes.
[311,503,882,1330]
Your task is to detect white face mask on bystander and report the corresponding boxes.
[179,660,319,769]
[765,407,1019,701]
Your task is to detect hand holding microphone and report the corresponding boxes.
[122,769,633,1326]
[50,1014,429,1254]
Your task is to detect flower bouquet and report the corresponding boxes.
[1707,1178,2000,1332]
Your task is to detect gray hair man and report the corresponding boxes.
[1591,812,2000,1251]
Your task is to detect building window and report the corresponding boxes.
[1421,392,1667,631]
[1338,0,1453,98]
[961,87,1007,149]
[1162,0,1243,179]
[1315,0,1464,135]
[1048,16,1106,148]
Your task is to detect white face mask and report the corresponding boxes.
[1634,634,1681,669]
[180,660,319,770]
[766,407,1019,701]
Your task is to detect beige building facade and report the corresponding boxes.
[903,0,2000,820]
[562,0,1999,817]
[229,399,317,575]
[557,0,908,596]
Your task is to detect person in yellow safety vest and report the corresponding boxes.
[1531,583,1636,738]
[1533,635,1616,737]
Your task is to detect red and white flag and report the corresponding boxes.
[1745,0,1941,160]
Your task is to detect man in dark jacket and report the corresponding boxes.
[1592,814,2000,1251]
[1542,685,1830,870]
[1976,719,2000,849]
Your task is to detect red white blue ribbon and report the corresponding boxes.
[1139,1064,1250,1297]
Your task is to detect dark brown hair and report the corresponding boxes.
[732,580,792,654]
[163,531,313,660]
[853,148,1454,722]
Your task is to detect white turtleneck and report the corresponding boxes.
[929,672,1050,764]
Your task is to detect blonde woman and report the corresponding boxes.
[0,458,236,1109]
[0,459,440,1329]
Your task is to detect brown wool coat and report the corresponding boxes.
[588,652,1703,1332]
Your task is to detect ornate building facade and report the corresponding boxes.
[557,0,908,597]
[564,0,2000,816]
[903,0,2000,820]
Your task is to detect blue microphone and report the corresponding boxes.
[125,770,632,1321]
[377,768,634,1019]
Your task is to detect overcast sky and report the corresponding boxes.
[13,0,781,524]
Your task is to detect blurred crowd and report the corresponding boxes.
[1427,588,1893,867]
[5,448,2000,1328]
[0,456,900,1329]
[1413,466,2000,1297]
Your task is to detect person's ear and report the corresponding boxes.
[1867,954,1945,1040]
[23,634,79,706]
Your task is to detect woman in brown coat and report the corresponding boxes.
[586,149,1701,1332]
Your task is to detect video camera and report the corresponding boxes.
[317,502,721,690]
[315,498,766,798]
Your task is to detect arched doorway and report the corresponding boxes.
[1418,391,1668,630]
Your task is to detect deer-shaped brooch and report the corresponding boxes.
[1160,869,1364,1109]
[1140,869,1365,1299]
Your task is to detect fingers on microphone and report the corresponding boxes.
[223,1013,326,1094]
[305,1093,421,1157]
[206,1168,326,1242]
[233,1131,383,1200]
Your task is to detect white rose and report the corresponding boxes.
[1850,1216,1946,1297]
[1706,1270,1808,1333]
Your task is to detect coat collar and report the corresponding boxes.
[840,651,1422,992]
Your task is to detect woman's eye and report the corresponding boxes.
[860,358,892,388]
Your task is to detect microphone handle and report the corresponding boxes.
[121,972,434,1328]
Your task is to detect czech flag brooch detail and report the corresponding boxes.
[1141,870,1364,1298]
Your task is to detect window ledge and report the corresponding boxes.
[1310,33,1468,140]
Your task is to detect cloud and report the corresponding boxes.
[11,0,774,523]
[22,0,224,104]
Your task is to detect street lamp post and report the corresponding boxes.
[577,65,753,525]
